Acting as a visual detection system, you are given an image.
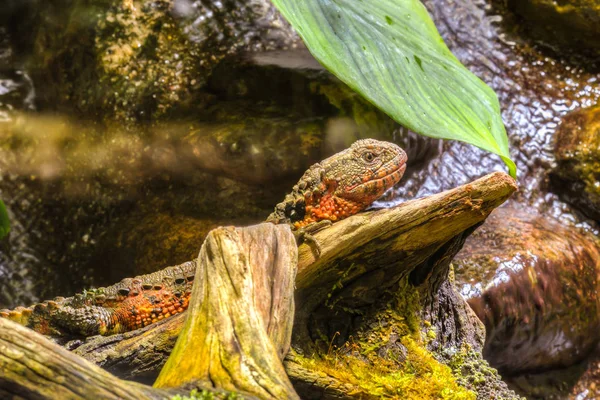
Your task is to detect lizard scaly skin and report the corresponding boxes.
[0,262,196,337]
[267,139,407,229]
[1,139,407,338]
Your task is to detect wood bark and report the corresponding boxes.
[154,224,299,399]
[292,171,516,350]
[0,318,169,400]
[0,172,518,399]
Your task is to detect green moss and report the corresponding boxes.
[295,335,475,399]
[170,388,242,400]
[444,343,514,398]
[572,150,600,203]
[296,278,476,399]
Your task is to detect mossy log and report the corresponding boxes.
[0,172,518,399]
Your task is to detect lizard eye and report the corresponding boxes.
[362,152,375,162]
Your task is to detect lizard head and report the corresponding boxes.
[325,139,407,206]
[267,139,407,228]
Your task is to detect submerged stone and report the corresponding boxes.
[453,205,600,373]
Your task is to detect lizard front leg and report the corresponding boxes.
[293,220,332,257]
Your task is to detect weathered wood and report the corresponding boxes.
[0,318,169,400]
[71,313,186,383]
[0,223,298,400]
[68,172,517,382]
[0,172,518,399]
[292,171,516,349]
[154,224,299,399]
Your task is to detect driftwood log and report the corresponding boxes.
[0,172,519,399]
[0,318,171,399]
[1,223,299,399]
[154,224,299,399]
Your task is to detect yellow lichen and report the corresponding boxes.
[295,335,475,400]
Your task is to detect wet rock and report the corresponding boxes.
[503,359,589,400]
[0,26,34,121]
[569,346,600,400]
[552,104,600,221]
[10,0,300,123]
[505,0,600,55]
[507,344,600,400]
[453,205,600,374]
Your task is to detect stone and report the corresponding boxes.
[506,0,600,55]
[552,104,600,221]
[453,205,600,373]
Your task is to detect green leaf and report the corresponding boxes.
[0,199,9,239]
[271,0,516,177]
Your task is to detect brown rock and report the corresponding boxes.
[453,205,600,373]
[552,104,600,221]
[506,0,600,55]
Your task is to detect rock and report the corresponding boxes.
[569,346,600,400]
[552,104,600,221]
[453,205,600,373]
[506,0,600,55]
[10,0,300,123]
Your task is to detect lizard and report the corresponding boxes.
[0,139,407,338]
[266,138,407,232]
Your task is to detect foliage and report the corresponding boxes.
[0,200,9,239]
[271,0,517,177]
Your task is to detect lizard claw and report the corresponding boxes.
[293,220,332,258]
[302,232,322,257]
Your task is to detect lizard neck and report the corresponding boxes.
[293,192,363,229]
